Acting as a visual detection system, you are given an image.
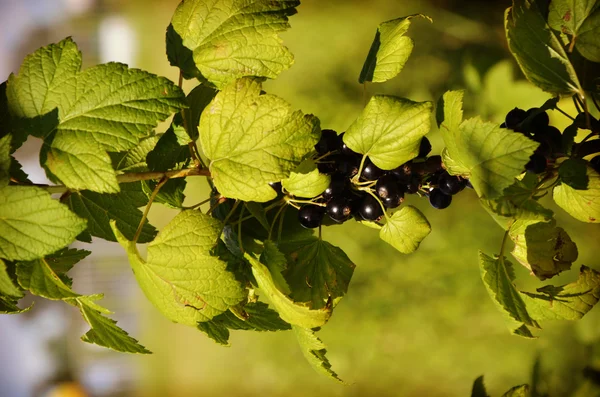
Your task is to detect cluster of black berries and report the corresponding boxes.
[293,130,468,229]
[501,107,561,174]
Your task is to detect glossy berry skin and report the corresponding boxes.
[525,153,547,174]
[323,174,347,201]
[298,205,325,229]
[358,195,383,221]
[505,108,527,130]
[438,172,465,195]
[405,175,420,194]
[317,160,337,174]
[315,129,338,155]
[590,156,600,174]
[383,193,403,209]
[417,137,432,158]
[336,154,360,177]
[375,174,402,199]
[429,188,452,209]
[326,197,353,223]
[361,158,385,181]
[338,133,359,157]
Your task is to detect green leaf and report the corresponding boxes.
[293,326,343,383]
[441,117,538,199]
[576,8,600,62]
[0,258,22,299]
[505,0,582,94]
[182,84,217,142]
[77,298,151,354]
[0,186,86,261]
[16,258,79,299]
[553,165,600,223]
[65,190,157,244]
[45,247,91,286]
[244,202,270,232]
[261,240,291,295]
[197,302,291,346]
[343,95,432,170]
[167,0,299,88]
[281,160,330,198]
[197,320,231,346]
[358,15,430,84]
[480,176,554,223]
[279,237,355,309]
[479,251,540,334]
[112,211,245,326]
[244,252,332,328]
[379,206,431,254]
[111,135,160,173]
[548,0,597,36]
[501,384,530,397]
[6,38,186,192]
[509,219,578,280]
[471,376,491,397]
[559,158,589,190]
[521,265,600,321]
[199,77,320,202]
[0,134,10,188]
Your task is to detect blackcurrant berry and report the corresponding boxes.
[326,197,353,223]
[533,125,562,154]
[590,156,600,174]
[383,193,403,209]
[418,137,432,158]
[405,175,421,194]
[315,129,338,155]
[338,132,359,156]
[500,122,507,128]
[429,188,452,209]
[361,158,384,181]
[317,160,337,174]
[375,174,403,199]
[323,173,347,201]
[505,108,527,130]
[336,155,360,177]
[438,172,465,195]
[525,153,547,174]
[526,108,549,131]
[358,195,383,221]
[298,205,325,229]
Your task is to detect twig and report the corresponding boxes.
[133,176,169,243]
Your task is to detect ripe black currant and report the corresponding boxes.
[298,205,325,229]
[405,175,421,194]
[326,197,353,223]
[429,188,452,209]
[317,160,337,174]
[438,172,465,195]
[361,158,384,181]
[323,173,347,201]
[590,155,600,174]
[336,154,361,177]
[338,132,359,157]
[315,129,338,155]
[383,193,403,209]
[418,137,432,158]
[533,125,562,154]
[375,174,402,199]
[358,194,383,221]
[525,153,547,174]
[505,108,527,130]
[526,108,549,132]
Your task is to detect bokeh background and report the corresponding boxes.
[1,0,600,396]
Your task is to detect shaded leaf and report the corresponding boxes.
[553,165,600,222]
[293,326,343,383]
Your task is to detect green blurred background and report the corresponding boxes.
[1,1,600,396]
